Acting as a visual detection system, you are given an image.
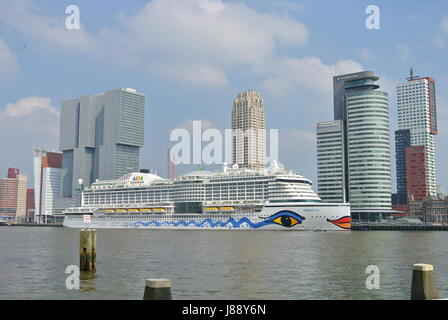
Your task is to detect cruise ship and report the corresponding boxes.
[63,162,351,230]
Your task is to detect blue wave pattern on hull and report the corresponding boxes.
[125,217,269,229]
[123,210,306,229]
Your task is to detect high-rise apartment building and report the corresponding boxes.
[33,147,64,222]
[317,71,392,220]
[405,146,428,201]
[232,90,266,170]
[316,120,346,203]
[394,129,411,205]
[26,188,35,222]
[16,174,27,221]
[0,178,18,217]
[396,75,437,202]
[0,169,27,221]
[60,88,145,197]
[345,82,391,213]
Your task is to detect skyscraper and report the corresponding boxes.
[317,71,392,221]
[405,146,428,201]
[33,147,64,222]
[26,188,35,222]
[317,120,346,203]
[60,88,146,197]
[232,90,266,170]
[396,74,437,201]
[16,174,27,222]
[394,129,411,205]
[0,169,27,221]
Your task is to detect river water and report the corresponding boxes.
[0,227,447,300]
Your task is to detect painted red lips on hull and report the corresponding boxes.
[327,216,351,230]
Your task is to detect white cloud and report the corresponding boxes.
[0,96,60,179]
[0,97,58,119]
[0,0,365,96]
[157,63,228,87]
[1,0,364,97]
[0,0,309,88]
[0,0,97,53]
[261,57,363,96]
[0,38,19,80]
[110,0,309,86]
[119,0,308,65]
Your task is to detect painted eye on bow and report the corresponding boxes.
[261,210,305,228]
[272,215,300,227]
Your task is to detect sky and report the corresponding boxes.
[0,0,447,193]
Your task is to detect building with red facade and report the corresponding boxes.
[33,147,67,223]
[406,146,428,202]
[0,178,18,216]
[0,169,27,221]
[26,188,35,222]
[7,168,19,179]
[394,74,438,206]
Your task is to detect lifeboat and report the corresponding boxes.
[153,208,166,214]
[220,206,235,212]
[127,209,139,214]
[204,207,219,213]
[115,209,127,214]
[140,208,152,214]
[104,209,115,214]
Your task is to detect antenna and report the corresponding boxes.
[406,67,420,81]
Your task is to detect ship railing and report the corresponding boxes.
[87,203,175,209]
[203,200,266,205]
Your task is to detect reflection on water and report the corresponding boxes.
[0,227,447,300]
[80,271,97,292]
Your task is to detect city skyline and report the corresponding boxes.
[2,0,448,305]
[1,0,448,194]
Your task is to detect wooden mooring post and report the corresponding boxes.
[143,279,172,300]
[411,264,439,300]
[79,229,96,272]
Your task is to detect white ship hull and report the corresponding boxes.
[63,204,351,231]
